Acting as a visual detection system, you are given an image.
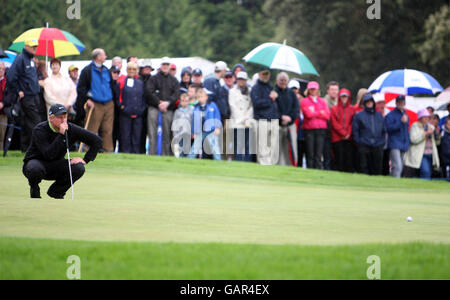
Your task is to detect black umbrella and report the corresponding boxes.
[0,48,8,59]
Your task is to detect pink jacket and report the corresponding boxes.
[301,96,330,130]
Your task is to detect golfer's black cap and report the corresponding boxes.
[48,104,67,117]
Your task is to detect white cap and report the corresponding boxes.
[139,59,153,69]
[236,71,248,80]
[215,61,228,72]
[161,56,171,65]
[288,80,300,90]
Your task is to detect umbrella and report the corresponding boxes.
[436,87,450,103]
[368,69,443,95]
[9,27,85,58]
[0,50,17,67]
[243,41,319,76]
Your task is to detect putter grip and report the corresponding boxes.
[65,130,70,149]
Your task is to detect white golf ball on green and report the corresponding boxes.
[407,216,413,222]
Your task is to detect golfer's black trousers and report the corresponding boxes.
[23,159,85,197]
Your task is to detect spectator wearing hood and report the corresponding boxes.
[352,93,386,175]
[145,57,179,156]
[404,109,440,180]
[179,67,192,95]
[251,67,280,165]
[385,95,410,178]
[301,81,330,169]
[440,117,450,180]
[275,72,299,166]
[232,64,246,79]
[330,89,356,172]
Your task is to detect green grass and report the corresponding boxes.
[0,151,449,279]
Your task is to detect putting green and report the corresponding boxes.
[1,152,449,246]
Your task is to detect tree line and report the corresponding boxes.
[1,0,448,95]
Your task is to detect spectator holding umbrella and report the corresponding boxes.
[250,67,280,165]
[330,89,356,172]
[43,58,77,115]
[274,72,299,166]
[352,94,386,175]
[6,39,45,152]
[117,62,146,154]
[301,81,330,169]
[404,109,440,180]
[385,95,410,178]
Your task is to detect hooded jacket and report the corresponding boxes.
[385,107,410,151]
[405,122,440,169]
[352,98,386,147]
[330,89,355,143]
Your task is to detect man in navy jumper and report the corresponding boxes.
[6,39,45,152]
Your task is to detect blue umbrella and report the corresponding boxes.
[0,50,18,67]
[368,69,443,95]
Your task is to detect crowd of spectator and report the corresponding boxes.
[1,44,449,181]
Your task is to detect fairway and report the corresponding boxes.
[1,152,449,279]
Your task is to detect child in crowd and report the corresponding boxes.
[188,88,222,160]
[172,93,194,157]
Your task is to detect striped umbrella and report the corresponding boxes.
[368,69,443,95]
[243,41,319,76]
[9,27,85,58]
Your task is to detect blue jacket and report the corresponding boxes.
[251,80,280,121]
[6,49,40,96]
[352,107,386,148]
[117,78,146,117]
[192,102,222,135]
[385,108,410,151]
[89,62,113,103]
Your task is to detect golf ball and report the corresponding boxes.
[407,217,413,222]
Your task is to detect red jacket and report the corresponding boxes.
[300,95,330,130]
[331,89,355,143]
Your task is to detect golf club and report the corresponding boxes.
[65,130,74,201]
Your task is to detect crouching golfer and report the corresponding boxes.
[23,104,103,199]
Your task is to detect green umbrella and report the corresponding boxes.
[243,41,319,76]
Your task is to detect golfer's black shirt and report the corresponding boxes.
[24,121,102,164]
